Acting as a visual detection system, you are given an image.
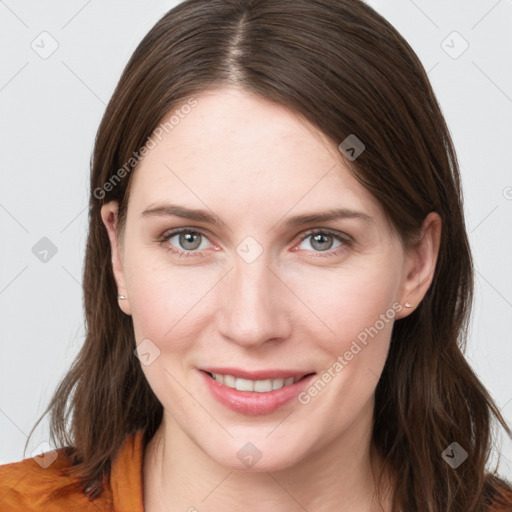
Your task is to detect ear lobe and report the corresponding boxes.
[395,212,442,319]
[100,201,132,316]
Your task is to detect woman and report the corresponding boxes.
[1,0,511,511]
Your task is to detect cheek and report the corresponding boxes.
[124,250,216,352]
[293,269,399,435]
[286,258,401,352]
[124,257,210,411]
[129,275,187,346]
[126,266,172,343]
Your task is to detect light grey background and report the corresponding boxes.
[1,0,511,480]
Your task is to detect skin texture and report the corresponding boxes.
[101,88,441,512]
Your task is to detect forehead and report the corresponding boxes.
[127,88,384,225]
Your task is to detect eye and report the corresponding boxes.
[158,227,352,259]
[159,228,213,257]
[295,229,352,256]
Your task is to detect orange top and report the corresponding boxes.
[0,430,145,512]
[2,430,512,511]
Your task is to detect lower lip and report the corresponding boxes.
[199,370,316,415]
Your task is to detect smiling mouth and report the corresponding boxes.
[204,371,315,393]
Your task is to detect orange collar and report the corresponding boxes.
[109,429,145,512]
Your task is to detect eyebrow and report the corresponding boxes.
[141,203,374,228]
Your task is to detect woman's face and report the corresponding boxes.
[102,87,434,471]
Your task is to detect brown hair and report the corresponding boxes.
[27,0,512,509]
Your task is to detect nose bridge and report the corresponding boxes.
[217,250,290,346]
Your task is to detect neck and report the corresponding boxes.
[143,400,394,512]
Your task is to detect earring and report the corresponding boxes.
[118,295,126,300]
[404,302,412,308]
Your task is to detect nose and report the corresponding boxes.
[216,255,292,348]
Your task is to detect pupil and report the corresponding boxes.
[312,234,332,251]
[180,232,201,250]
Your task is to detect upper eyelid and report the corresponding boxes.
[161,226,213,244]
[299,228,352,241]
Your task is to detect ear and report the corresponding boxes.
[100,201,132,316]
[395,212,442,320]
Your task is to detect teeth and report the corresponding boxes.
[210,373,302,392]
[272,378,284,390]
[254,379,272,392]
[223,374,236,387]
[236,377,254,392]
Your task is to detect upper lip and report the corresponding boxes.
[200,367,315,380]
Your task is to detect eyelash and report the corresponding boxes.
[157,227,353,259]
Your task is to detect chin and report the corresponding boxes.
[203,438,308,473]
